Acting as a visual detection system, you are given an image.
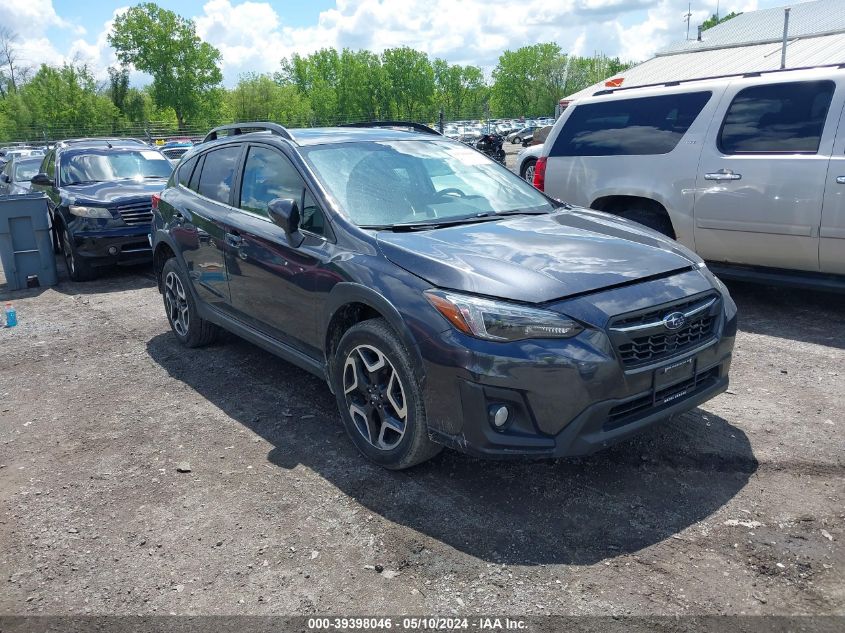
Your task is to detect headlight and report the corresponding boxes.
[425,290,583,341]
[69,205,113,219]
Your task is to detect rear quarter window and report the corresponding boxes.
[718,80,835,154]
[178,155,199,188]
[196,145,241,204]
[550,91,712,157]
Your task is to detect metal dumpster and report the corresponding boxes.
[0,193,58,291]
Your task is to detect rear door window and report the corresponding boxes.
[718,80,835,154]
[197,146,241,204]
[550,91,712,156]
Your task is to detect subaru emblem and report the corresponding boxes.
[663,311,686,331]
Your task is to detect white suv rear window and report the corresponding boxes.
[550,91,712,157]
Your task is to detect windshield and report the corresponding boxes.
[14,161,40,182]
[60,150,172,185]
[300,139,555,227]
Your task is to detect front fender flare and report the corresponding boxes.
[322,282,427,381]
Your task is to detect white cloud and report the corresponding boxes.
[616,1,762,61]
[2,0,793,88]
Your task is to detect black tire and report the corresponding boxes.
[332,318,442,470]
[521,158,537,182]
[161,257,218,348]
[513,136,522,144]
[61,225,96,281]
[615,206,675,238]
[51,216,62,254]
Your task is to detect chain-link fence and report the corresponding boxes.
[1,110,555,145]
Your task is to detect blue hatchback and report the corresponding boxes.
[30,139,172,280]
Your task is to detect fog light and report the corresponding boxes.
[489,405,510,429]
[108,246,118,255]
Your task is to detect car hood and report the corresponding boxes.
[61,179,167,206]
[377,208,701,303]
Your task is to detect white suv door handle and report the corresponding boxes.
[704,169,742,181]
[836,176,845,184]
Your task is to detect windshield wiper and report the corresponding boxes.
[494,209,552,217]
[63,180,102,186]
[361,214,505,232]
[361,209,553,232]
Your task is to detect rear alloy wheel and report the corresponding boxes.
[160,257,218,348]
[333,319,442,469]
[164,271,190,337]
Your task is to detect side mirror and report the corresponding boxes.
[31,173,54,187]
[267,198,304,247]
[0,173,9,183]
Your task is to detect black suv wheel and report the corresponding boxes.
[61,225,96,281]
[161,258,218,347]
[332,319,442,469]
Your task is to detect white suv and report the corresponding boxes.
[536,65,845,289]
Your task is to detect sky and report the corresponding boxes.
[3,0,810,87]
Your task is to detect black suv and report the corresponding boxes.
[152,122,737,469]
[30,139,172,280]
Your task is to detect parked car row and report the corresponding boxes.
[0,145,47,168]
[0,156,42,195]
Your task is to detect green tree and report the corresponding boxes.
[381,47,434,120]
[278,49,341,125]
[701,11,741,31]
[491,43,563,117]
[16,63,118,137]
[432,60,488,120]
[562,54,633,98]
[107,66,130,115]
[227,73,312,126]
[108,2,223,129]
[337,49,388,121]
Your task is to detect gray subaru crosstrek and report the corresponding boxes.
[151,122,737,469]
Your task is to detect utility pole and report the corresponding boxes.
[780,7,791,69]
[684,3,693,40]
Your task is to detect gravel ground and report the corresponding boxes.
[1,170,843,617]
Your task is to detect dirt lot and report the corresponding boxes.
[1,263,843,617]
[0,191,843,617]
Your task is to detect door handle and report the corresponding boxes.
[704,169,742,181]
[225,232,243,247]
[836,176,845,185]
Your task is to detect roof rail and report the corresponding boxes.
[340,121,441,136]
[591,62,845,97]
[203,122,295,144]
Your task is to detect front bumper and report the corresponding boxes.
[428,355,730,459]
[418,271,737,458]
[70,225,152,267]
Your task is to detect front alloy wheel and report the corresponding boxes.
[343,344,407,450]
[164,270,190,337]
[332,318,442,469]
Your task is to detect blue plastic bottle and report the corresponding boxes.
[4,303,16,327]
